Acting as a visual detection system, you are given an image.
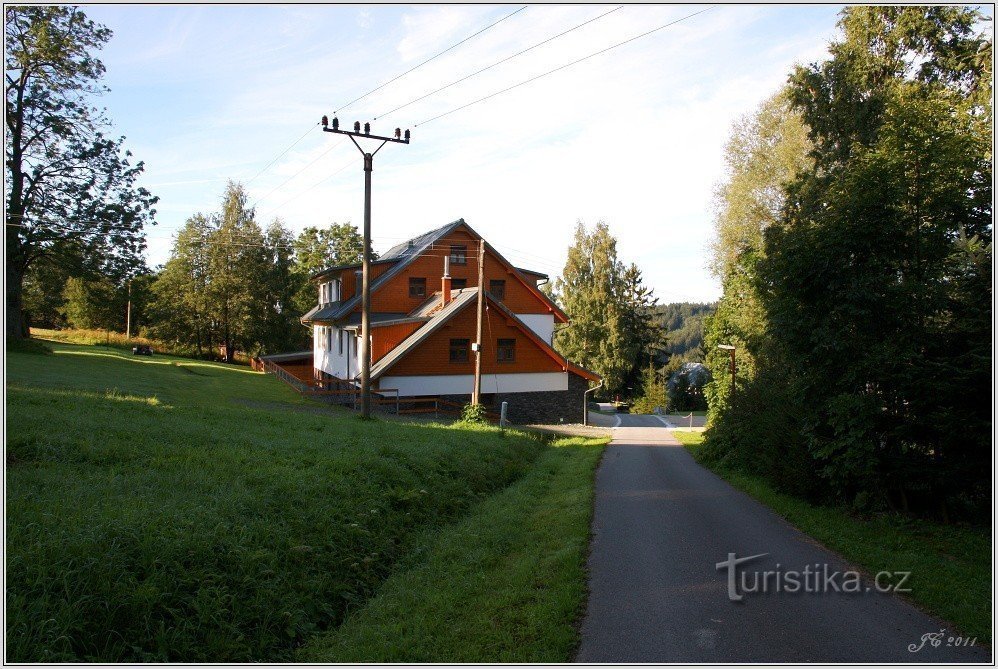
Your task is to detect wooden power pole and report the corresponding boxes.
[472,239,485,405]
[125,280,132,339]
[320,115,410,418]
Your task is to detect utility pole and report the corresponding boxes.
[126,280,132,340]
[321,115,410,418]
[472,239,485,405]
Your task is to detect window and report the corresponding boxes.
[449,338,470,363]
[497,338,515,363]
[489,279,506,300]
[338,329,343,355]
[409,277,427,298]
[451,278,468,289]
[318,326,326,350]
[327,326,332,351]
[449,244,468,265]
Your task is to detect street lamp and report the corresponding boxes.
[717,344,736,399]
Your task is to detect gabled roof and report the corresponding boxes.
[304,219,466,325]
[369,289,599,383]
[302,218,568,325]
[369,290,478,379]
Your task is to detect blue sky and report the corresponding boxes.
[84,4,851,303]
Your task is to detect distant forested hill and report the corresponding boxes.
[654,302,715,364]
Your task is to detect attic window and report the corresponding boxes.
[497,338,515,363]
[450,245,467,265]
[489,279,506,301]
[449,338,469,363]
[409,277,427,298]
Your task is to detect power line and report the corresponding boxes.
[415,5,716,127]
[374,5,624,121]
[256,155,356,221]
[249,138,346,210]
[242,122,321,189]
[335,5,529,115]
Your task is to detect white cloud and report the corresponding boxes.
[94,4,841,301]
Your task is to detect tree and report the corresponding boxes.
[207,183,269,361]
[553,220,659,396]
[148,215,213,357]
[291,222,368,316]
[705,6,993,515]
[61,275,122,330]
[554,221,629,395]
[703,90,812,420]
[5,6,157,339]
[631,361,668,414]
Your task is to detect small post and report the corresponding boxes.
[500,401,508,428]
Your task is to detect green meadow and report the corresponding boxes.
[6,341,606,661]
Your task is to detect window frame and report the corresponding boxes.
[449,338,470,363]
[497,337,516,363]
[409,277,427,298]
[449,244,468,266]
[489,279,506,301]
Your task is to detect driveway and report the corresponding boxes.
[576,413,990,662]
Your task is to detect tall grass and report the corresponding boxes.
[7,343,546,661]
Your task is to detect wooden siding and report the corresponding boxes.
[362,227,560,317]
[371,321,423,363]
[386,301,565,377]
[324,262,394,303]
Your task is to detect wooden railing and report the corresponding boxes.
[260,359,400,414]
[398,397,500,422]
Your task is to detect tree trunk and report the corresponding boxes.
[7,261,26,340]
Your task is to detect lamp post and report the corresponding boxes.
[320,115,410,419]
[717,344,736,399]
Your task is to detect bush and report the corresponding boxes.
[459,403,489,425]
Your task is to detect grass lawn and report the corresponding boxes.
[674,430,991,643]
[7,340,606,661]
[300,436,604,662]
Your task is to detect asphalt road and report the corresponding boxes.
[576,414,991,663]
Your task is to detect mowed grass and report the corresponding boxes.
[300,436,604,662]
[674,430,991,643]
[6,342,553,661]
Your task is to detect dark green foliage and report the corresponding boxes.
[654,302,714,364]
[459,402,489,425]
[5,6,157,339]
[553,221,662,396]
[666,363,710,412]
[631,362,668,414]
[6,343,546,661]
[705,6,992,520]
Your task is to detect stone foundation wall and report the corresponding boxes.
[439,373,589,425]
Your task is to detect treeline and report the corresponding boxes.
[550,221,664,398]
[27,182,367,360]
[702,7,992,521]
[654,302,714,366]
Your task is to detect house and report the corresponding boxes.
[300,219,599,424]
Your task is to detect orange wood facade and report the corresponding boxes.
[384,300,565,377]
[367,227,564,318]
[371,321,423,363]
[331,261,394,304]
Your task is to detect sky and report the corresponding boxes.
[83,3,848,304]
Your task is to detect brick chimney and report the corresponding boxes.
[441,256,452,307]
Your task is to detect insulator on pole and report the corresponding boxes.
[364,122,371,135]
[354,121,361,133]
[332,117,339,130]
[394,128,401,139]
[404,129,410,141]
[321,115,328,127]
